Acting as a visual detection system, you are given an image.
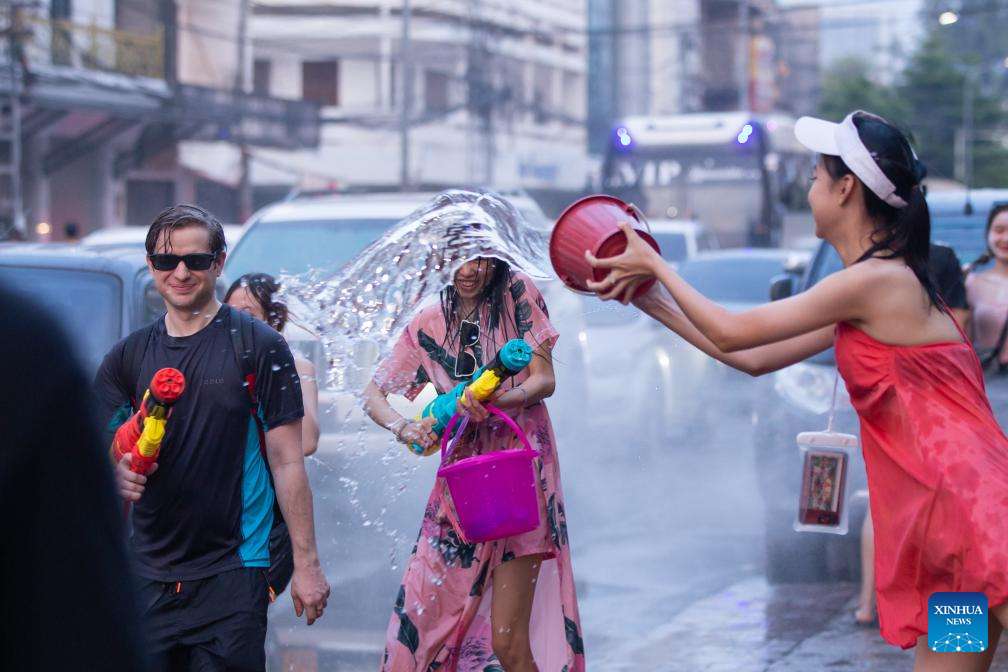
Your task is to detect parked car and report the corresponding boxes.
[645,218,719,264]
[0,244,160,376]
[80,224,245,252]
[223,189,589,641]
[753,188,1008,584]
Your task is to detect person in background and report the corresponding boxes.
[225,272,320,457]
[64,221,81,242]
[0,281,148,670]
[965,203,1008,373]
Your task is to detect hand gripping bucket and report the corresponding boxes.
[436,406,540,544]
[549,194,662,300]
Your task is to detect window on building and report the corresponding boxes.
[302,60,339,106]
[253,59,271,96]
[425,70,450,113]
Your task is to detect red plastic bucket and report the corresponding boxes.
[549,194,661,299]
[436,406,540,544]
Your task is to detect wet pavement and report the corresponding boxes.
[270,577,1008,671]
[265,337,1008,671]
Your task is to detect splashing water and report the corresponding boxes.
[278,189,553,393]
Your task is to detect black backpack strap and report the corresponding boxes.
[119,323,156,410]
[227,307,268,458]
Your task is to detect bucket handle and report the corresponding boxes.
[440,404,534,467]
[625,201,652,234]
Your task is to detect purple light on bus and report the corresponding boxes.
[616,127,633,148]
[737,124,754,145]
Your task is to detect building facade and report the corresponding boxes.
[1,0,319,239]
[233,0,588,204]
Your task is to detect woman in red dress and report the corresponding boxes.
[586,110,1008,671]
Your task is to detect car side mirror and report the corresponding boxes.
[769,274,795,302]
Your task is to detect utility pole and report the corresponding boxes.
[963,67,975,192]
[399,0,412,190]
[235,0,252,222]
[4,0,25,237]
[737,0,749,111]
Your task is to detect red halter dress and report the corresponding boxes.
[834,318,1008,648]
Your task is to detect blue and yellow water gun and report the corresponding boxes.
[410,338,533,456]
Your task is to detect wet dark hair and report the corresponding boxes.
[968,203,1008,270]
[145,204,227,257]
[821,111,939,307]
[440,258,524,378]
[224,272,289,332]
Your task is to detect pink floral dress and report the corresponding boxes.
[373,272,585,672]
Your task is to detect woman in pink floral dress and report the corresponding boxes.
[363,257,584,672]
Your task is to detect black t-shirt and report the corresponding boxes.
[94,304,304,582]
[0,283,148,670]
[930,243,969,310]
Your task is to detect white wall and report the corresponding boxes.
[177,0,242,88]
[241,0,587,190]
[340,59,381,110]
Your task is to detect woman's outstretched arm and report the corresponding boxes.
[633,286,835,376]
[587,222,869,352]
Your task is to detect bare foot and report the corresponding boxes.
[854,606,877,625]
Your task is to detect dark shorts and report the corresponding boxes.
[137,567,269,672]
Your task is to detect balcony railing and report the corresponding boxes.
[21,15,164,79]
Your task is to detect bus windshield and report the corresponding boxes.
[605,146,763,238]
[602,115,811,247]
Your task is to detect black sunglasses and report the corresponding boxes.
[149,252,218,272]
[454,319,480,378]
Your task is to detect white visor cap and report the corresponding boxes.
[795,111,908,209]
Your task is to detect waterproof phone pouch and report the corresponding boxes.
[794,431,858,534]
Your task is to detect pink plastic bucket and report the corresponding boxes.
[436,406,540,544]
[549,194,661,299]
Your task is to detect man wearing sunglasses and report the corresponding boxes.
[94,204,330,671]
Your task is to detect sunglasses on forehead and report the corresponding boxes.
[454,319,480,378]
[148,251,218,272]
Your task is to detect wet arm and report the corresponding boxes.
[265,420,321,569]
[295,357,320,456]
[634,287,835,376]
[363,381,406,435]
[492,342,555,410]
[650,261,865,352]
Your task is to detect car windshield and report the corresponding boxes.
[225,218,399,278]
[650,231,689,263]
[0,266,121,373]
[678,256,789,304]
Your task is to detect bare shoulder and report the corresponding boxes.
[814,256,888,292]
[846,256,920,288]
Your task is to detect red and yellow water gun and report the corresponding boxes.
[113,368,186,477]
